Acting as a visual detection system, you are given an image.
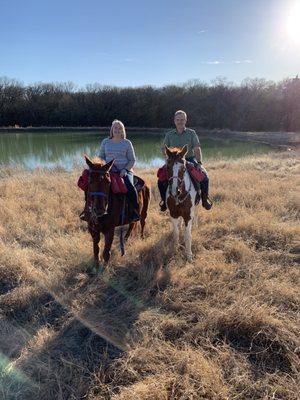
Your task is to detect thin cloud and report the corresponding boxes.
[125,58,133,62]
[235,59,253,64]
[197,30,206,34]
[201,59,252,66]
[201,60,223,65]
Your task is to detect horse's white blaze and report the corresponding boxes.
[171,162,181,196]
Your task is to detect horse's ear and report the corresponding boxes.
[103,159,114,172]
[85,155,94,168]
[165,145,172,158]
[179,145,188,158]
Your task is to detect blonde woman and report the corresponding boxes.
[99,120,140,221]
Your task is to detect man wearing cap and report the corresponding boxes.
[158,109,212,211]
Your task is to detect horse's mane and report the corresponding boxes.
[91,157,105,167]
[167,147,185,158]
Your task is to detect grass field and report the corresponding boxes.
[0,152,299,399]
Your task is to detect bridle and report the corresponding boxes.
[88,168,109,220]
[168,161,192,205]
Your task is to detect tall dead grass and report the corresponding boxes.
[0,152,299,399]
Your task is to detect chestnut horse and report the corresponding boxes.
[84,156,150,268]
[165,145,197,261]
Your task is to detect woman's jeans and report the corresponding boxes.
[123,171,139,210]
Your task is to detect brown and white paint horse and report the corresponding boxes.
[165,145,197,261]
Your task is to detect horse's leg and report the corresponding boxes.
[184,218,193,261]
[103,227,115,263]
[92,231,101,270]
[140,185,150,239]
[171,217,179,249]
[125,222,135,241]
[140,217,146,239]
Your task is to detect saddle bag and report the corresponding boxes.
[77,169,89,191]
[110,172,128,194]
[186,163,206,183]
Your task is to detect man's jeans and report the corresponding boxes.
[186,157,209,194]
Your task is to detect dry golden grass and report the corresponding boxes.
[0,152,299,400]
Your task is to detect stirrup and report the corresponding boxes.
[79,211,89,221]
[159,200,167,212]
[202,196,213,210]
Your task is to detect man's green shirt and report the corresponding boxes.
[163,128,200,158]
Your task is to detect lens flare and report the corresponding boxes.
[286,2,300,44]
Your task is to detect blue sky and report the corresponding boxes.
[1,0,299,87]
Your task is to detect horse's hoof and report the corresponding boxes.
[186,254,194,263]
[88,266,97,276]
[96,266,104,276]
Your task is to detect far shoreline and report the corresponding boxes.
[0,126,299,148]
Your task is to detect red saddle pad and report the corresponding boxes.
[186,164,206,182]
[110,172,128,194]
[157,165,168,181]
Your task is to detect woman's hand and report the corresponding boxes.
[120,169,127,178]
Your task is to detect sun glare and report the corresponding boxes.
[286,2,300,44]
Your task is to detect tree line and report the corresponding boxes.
[0,76,299,131]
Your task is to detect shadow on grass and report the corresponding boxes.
[0,232,174,399]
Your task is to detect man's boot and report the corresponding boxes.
[159,200,167,212]
[190,176,201,205]
[201,191,213,210]
[158,181,168,212]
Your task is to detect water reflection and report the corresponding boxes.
[0,131,274,170]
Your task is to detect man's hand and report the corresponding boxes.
[194,146,202,165]
[120,169,127,178]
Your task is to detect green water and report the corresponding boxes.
[0,131,275,170]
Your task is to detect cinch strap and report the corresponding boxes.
[88,191,107,197]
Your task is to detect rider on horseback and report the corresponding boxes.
[99,119,140,222]
[158,110,212,212]
[80,120,140,222]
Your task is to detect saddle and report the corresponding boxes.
[110,173,145,194]
[107,175,145,224]
[78,169,145,193]
[133,175,146,192]
[157,163,205,183]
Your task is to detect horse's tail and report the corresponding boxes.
[140,184,151,237]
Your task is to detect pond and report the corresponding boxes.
[0,130,276,170]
